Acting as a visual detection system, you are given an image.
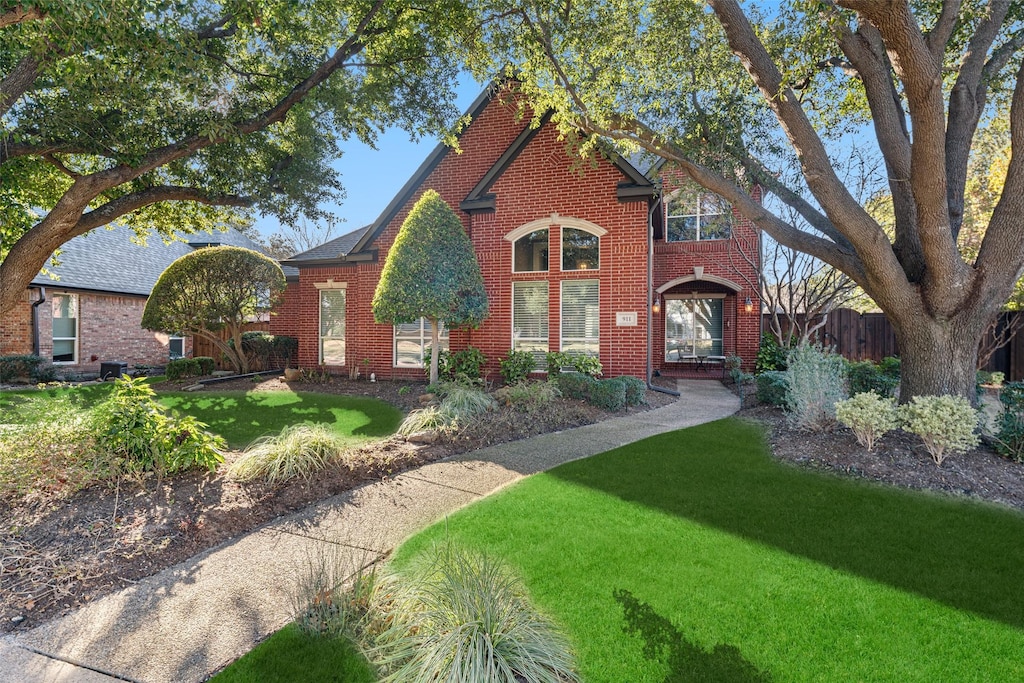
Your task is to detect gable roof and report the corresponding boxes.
[31,226,295,296]
[282,224,373,264]
[285,82,658,268]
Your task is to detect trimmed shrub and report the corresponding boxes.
[368,543,580,683]
[92,376,224,481]
[835,392,900,451]
[995,381,1024,462]
[195,356,216,375]
[234,332,298,371]
[756,371,788,406]
[499,350,536,385]
[494,380,561,413]
[0,354,43,382]
[899,394,980,466]
[557,372,598,401]
[846,359,900,398]
[590,378,627,412]
[166,357,201,381]
[618,376,647,407]
[546,351,602,377]
[228,423,355,483]
[785,343,847,431]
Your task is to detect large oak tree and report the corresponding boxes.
[0,0,469,321]
[468,0,1024,401]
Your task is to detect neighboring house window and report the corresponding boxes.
[513,229,549,272]
[168,335,185,360]
[665,297,724,360]
[665,186,733,242]
[51,293,78,364]
[319,288,346,365]
[512,281,549,364]
[561,227,599,271]
[561,280,600,354]
[394,319,449,368]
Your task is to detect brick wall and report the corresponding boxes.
[0,289,36,356]
[280,91,762,381]
[27,290,190,373]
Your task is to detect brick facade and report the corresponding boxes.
[8,288,192,374]
[277,91,762,381]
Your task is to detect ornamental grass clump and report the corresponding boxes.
[397,384,495,436]
[785,343,847,431]
[367,543,580,683]
[291,540,378,639]
[835,392,900,451]
[494,380,561,412]
[899,394,980,466]
[228,423,355,483]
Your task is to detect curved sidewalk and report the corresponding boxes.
[1,380,739,683]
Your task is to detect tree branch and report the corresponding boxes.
[75,186,252,233]
[925,0,962,58]
[946,0,1011,239]
[42,153,80,178]
[197,13,237,40]
[0,4,43,28]
[0,53,42,119]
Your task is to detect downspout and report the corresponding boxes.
[31,287,46,356]
[647,193,679,397]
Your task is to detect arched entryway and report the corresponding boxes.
[654,274,743,377]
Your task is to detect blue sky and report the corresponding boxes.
[253,76,487,243]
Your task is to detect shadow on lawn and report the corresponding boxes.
[550,418,1024,630]
[614,589,771,683]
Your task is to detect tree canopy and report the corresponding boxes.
[0,0,470,320]
[372,189,489,382]
[467,0,1024,401]
[142,246,286,374]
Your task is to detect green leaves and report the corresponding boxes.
[372,189,490,329]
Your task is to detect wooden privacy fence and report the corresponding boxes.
[190,322,270,370]
[763,308,1024,381]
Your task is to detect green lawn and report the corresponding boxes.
[392,418,1024,682]
[0,382,402,449]
[209,623,376,683]
[158,390,401,449]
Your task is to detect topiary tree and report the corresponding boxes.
[372,189,489,383]
[142,246,285,375]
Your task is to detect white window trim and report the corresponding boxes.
[511,281,549,363]
[51,292,78,365]
[393,318,449,368]
[506,214,607,274]
[560,279,600,354]
[168,334,185,360]
[318,284,347,366]
[666,190,732,242]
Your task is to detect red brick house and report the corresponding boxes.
[275,87,761,382]
[1,226,284,376]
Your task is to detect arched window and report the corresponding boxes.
[562,227,599,271]
[513,229,549,272]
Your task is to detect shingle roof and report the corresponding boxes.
[283,224,371,262]
[30,226,295,296]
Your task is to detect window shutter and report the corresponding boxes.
[561,280,600,354]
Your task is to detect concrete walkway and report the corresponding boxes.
[1,380,739,683]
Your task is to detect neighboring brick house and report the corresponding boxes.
[276,86,762,382]
[2,226,288,376]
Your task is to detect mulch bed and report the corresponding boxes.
[0,376,673,634]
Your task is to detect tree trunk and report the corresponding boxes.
[429,317,440,385]
[891,313,984,404]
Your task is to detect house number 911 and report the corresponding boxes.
[616,312,638,326]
